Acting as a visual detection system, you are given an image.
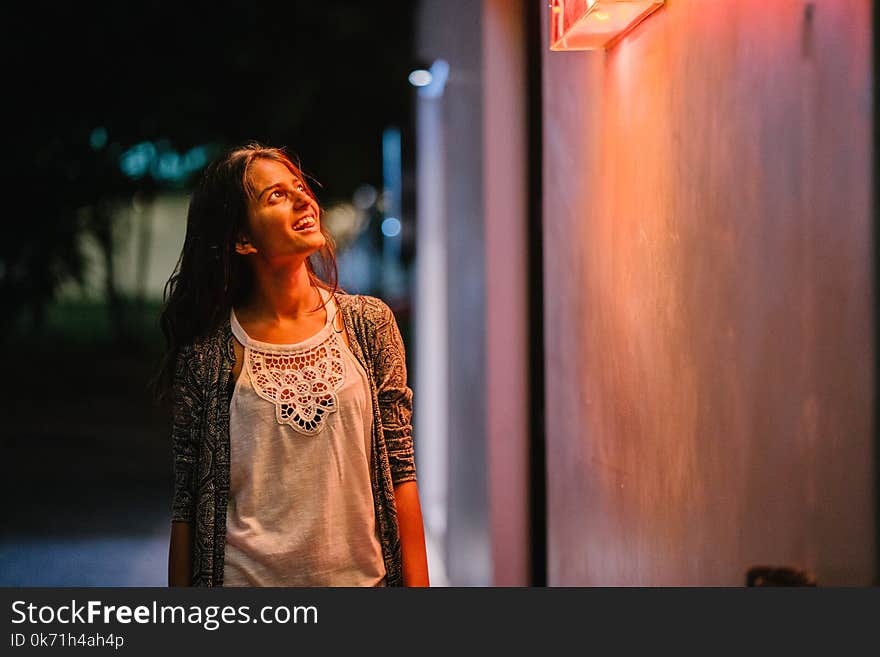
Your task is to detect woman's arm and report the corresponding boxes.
[168,521,193,586]
[394,481,430,587]
[371,298,429,586]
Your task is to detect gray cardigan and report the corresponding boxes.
[170,292,416,586]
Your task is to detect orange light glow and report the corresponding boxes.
[550,0,664,51]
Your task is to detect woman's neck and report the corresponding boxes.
[243,259,322,322]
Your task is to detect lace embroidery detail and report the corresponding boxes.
[244,331,347,436]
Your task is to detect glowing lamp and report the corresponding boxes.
[550,0,664,51]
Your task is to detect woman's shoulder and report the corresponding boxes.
[334,291,395,324]
[178,319,233,363]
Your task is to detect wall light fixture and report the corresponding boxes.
[549,0,665,51]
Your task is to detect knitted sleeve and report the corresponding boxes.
[170,344,203,523]
[369,299,417,485]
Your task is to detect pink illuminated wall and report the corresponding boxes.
[542,0,875,584]
[484,0,530,586]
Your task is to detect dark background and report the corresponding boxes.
[1,0,416,585]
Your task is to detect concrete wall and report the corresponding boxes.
[542,0,875,585]
[484,0,530,586]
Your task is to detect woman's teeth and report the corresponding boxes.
[293,216,316,231]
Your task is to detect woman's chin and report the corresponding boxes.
[300,233,326,253]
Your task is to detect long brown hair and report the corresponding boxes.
[153,142,341,404]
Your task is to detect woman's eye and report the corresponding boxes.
[296,184,305,192]
[270,190,285,200]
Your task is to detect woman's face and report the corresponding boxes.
[237,157,325,260]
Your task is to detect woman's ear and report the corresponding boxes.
[235,234,257,255]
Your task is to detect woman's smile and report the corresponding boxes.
[292,213,318,232]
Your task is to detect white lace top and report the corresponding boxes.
[223,288,386,587]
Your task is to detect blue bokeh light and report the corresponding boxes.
[89,127,108,150]
[381,217,401,238]
[118,142,214,183]
[119,142,156,179]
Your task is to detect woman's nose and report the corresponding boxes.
[293,189,311,208]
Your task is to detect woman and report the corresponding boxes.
[157,142,429,587]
